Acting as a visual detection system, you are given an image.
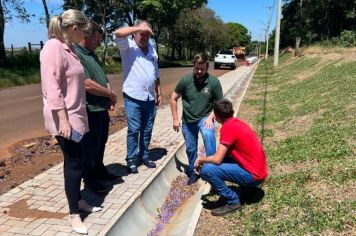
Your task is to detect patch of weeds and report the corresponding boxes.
[244,98,262,106]
[318,158,356,184]
[263,129,274,137]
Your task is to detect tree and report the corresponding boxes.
[225,22,251,48]
[63,0,126,64]
[173,6,229,60]
[280,0,356,48]
[0,0,30,67]
[41,0,50,29]
[138,0,207,60]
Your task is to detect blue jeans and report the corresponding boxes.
[124,93,156,164]
[200,157,262,204]
[182,116,216,176]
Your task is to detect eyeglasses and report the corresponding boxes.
[73,25,90,36]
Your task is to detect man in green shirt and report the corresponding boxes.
[170,53,223,185]
[75,22,120,193]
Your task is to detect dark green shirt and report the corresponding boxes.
[74,44,109,112]
[175,73,223,123]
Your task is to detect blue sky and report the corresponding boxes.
[4,0,277,47]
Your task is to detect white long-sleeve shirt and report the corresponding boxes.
[115,37,160,101]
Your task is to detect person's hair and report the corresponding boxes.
[48,9,91,43]
[193,53,209,65]
[90,21,103,35]
[134,19,151,29]
[213,99,234,120]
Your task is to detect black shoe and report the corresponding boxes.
[142,159,156,168]
[128,164,138,174]
[187,174,200,185]
[211,203,241,216]
[201,197,227,210]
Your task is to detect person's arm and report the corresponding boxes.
[85,79,117,102]
[114,24,153,38]
[170,91,182,132]
[54,108,71,139]
[194,143,228,173]
[155,78,162,106]
[40,40,71,139]
[204,110,215,129]
[204,79,223,128]
[106,82,116,111]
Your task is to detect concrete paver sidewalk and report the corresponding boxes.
[0,64,257,236]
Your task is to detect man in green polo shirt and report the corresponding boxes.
[170,53,223,185]
[75,22,120,193]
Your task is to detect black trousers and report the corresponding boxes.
[82,110,110,184]
[56,136,83,214]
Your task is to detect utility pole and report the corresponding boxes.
[258,31,262,58]
[264,28,268,59]
[265,2,275,59]
[273,0,281,66]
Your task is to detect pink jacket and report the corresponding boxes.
[40,38,89,135]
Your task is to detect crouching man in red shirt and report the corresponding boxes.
[194,99,268,216]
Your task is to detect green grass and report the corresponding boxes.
[0,52,41,88]
[0,51,190,88]
[218,52,356,235]
[0,67,40,88]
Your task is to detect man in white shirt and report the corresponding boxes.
[115,20,162,173]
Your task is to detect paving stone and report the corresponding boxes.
[0,224,11,232]
[47,189,62,198]
[84,217,109,225]
[54,232,72,236]
[0,233,14,236]
[0,201,11,207]
[45,219,68,226]
[40,206,61,212]
[28,224,52,235]
[26,219,47,229]
[89,223,104,231]
[101,209,117,219]
[3,219,30,227]
[48,225,72,233]
[8,226,32,234]
[87,230,99,236]
[41,231,57,236]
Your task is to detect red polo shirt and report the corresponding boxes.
[220,117,268,181]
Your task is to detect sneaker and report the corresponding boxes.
[211,203,241,216]
[142,159,156,168]
[78,200,102,213]
[128,164,138,174]
[69,214,88,235]
[187,173,200,185]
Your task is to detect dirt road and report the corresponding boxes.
[0,64,228,159]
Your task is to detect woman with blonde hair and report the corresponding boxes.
[40,9,101,234]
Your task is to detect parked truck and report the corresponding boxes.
[232,47,246,60]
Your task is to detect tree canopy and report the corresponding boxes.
[0,0,30,66]
[280,0,356,47]
[225,22,251,48]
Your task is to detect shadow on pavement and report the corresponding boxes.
[201,185,265,210]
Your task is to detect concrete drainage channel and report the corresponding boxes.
[106,143,207,236]
[106,63,259,236]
